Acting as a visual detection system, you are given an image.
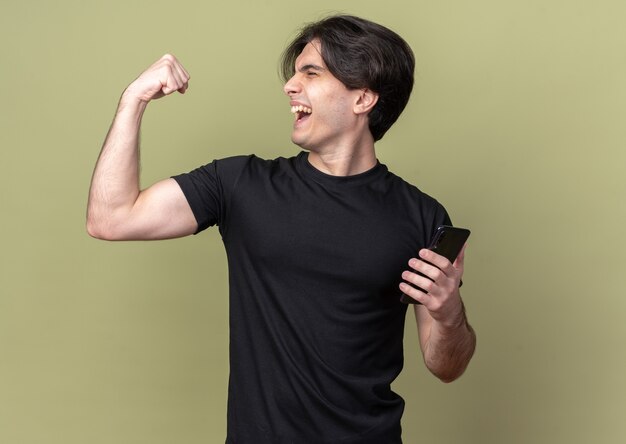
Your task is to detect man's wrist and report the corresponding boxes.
[117,89,149,119]
[439,298,469,332]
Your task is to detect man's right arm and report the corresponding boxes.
[86,54,198,241]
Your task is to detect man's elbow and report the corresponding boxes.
[437,369,467,384]
[86,215,123,241]
[425,344,476,383]
[86,219,111,240]
[429,365,468,384]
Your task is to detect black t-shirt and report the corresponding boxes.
[173,152,451,444]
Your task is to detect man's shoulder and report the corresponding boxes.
[383,166,436,198]
[382,166,448,215]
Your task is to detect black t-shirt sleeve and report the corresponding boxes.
[171,155,251,234]
[436,204,453,234]
[423,196,453,245]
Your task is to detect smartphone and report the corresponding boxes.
[400,225,471,304]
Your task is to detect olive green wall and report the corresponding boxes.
[1,0,624,443]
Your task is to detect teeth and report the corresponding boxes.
[290,105,312,114]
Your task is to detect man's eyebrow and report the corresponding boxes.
[298,64,326,72]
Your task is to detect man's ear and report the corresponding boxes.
[354,89,379,115]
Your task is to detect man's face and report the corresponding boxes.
[283,39,363,152]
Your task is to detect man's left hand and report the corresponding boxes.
[399,244,466,328]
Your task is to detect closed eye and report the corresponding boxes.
[298,63,325,77]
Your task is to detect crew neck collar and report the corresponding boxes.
[296,151,387,186]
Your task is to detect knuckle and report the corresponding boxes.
[429,299,442,312]
[404,286,417,298]
[421,280,434,292]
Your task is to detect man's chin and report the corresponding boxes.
[291,137,314,152]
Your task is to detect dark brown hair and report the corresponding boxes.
[281,15,415,141]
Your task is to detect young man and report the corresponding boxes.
[87,15,476,444]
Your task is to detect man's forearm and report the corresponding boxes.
[86,94,147,238]
[423,305,476,383]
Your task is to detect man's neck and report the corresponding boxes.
[306,132,377,176]
[307,150,377,176]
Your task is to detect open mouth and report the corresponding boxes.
[291,105,312,122]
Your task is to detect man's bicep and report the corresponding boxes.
[123,178,198,240]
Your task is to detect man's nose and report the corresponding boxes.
[283,74,301,96]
